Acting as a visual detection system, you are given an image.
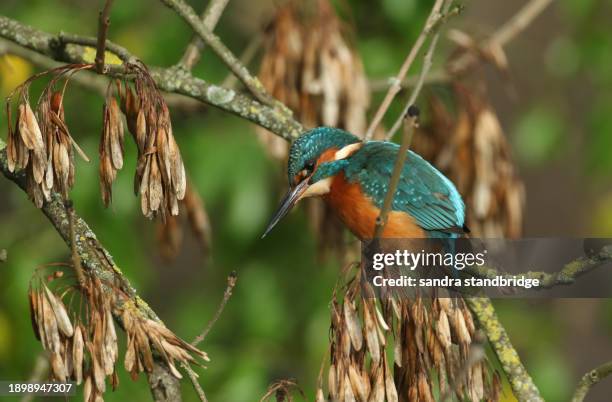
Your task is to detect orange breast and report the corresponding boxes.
[324,173,426,240]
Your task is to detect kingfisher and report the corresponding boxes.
[262,126,468,240]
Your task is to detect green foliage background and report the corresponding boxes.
[1,0,612,401]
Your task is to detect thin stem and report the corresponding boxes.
[221,33,263,89]
[192,271,237,347]
[571,361,612,402]
[385,0,457,141]
[364,0,444,140]
[492,0,553,47]
[183,363,209,402]
[94,0,115,73]
[372,107,419,239]
[450,0,553,74]
[178,0,230,70]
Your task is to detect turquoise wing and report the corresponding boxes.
[344,142,465,233]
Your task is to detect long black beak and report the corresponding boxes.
[261,179,310,238]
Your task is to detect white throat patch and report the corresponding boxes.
[300,177,333,199]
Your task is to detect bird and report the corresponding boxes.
[262,126,468,241]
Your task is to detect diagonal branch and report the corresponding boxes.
[159,0,278,107]
[468,245,612,290]
[178,0,230,70]
[465,297,544,402]
[0,142,182,402]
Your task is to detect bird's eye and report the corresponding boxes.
[304,160,315,172]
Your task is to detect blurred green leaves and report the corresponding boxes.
[513,106,566,167]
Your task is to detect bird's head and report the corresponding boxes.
[262,127,362,237]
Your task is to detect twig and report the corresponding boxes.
[491,0,553,47]
[183,363,209,402]
[571,360,612,402]
[384,2,454,141]
[364,0,444,140]
[449,0,553,74]
[192,271,237,347]
[160,0,278,107]
[372,107,420,239]
[94,0,114,73]
[0,16,304,140]
[260,379,304,402]
[368,69,450,92]
[221,33,263,89]
[465,297,543,402]
[468,245,612,290]
[178,0,230,70]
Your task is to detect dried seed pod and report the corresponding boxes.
[348,363,368,402]
[363,302,380,364]
[83,374,93,402]
[41,290,61,353]
[368,362,384,402]
[328,363,338,401]
[73,325,84,385]
[43,285,73,337]
[343,297,363,351]
[383,355,398,402]
[417,373,434,402]
[99,95,125,207]
[436,310,452,350]
[50,351,67,382]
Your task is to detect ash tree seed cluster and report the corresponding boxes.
[6,64,92,207]
[28,267,209,402]
[5,62,187,220]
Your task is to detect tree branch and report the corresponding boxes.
[465,297,544,402]
[571,361,612,402]
[178,0,230,70]
[0,15,303,140]
[159,0,278,107]
[468,245,612,290]
[0,143,182,401]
